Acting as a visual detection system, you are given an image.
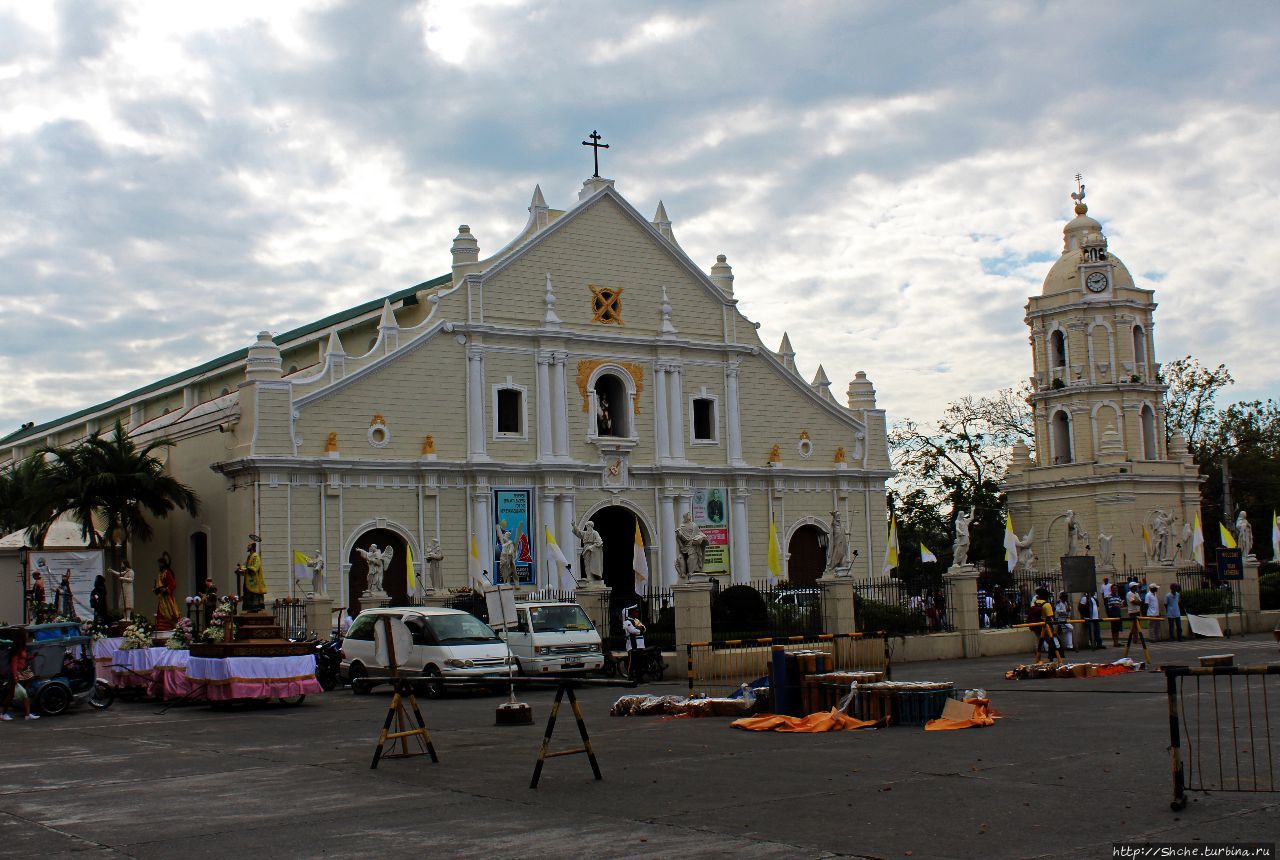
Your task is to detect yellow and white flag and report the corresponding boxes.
[468,533,489,589]
[920,543,937,564]
[406,544,416,594]
[1141,524,1153,558]
[881,516,899,574]
[766,519,783,585]
[291,550,310,586]
[1191,512,1205,566]
[545,527,576,592]
[632,521,649,595]
[1003,512,1019,573]
[1220,521,1238,549]
[1272,511,1279,561]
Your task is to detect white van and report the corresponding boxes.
[340,607,514,696]
[498,601,604,675]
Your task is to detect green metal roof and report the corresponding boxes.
[1,273,452,447]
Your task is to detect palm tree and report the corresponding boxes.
[0,455,59,542]
[40,420,200,564]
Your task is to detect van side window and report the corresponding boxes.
[516,611,531,634]
[346,615,376,641]
[405,617,435,646]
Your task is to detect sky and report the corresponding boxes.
[1,0,1278,437]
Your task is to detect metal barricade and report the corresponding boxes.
[1165,664,1280,810]
[686,632,889,697]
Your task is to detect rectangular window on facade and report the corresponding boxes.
[693,397,715,441]
[497,388,522,435]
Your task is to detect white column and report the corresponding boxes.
[556,493,577,582]
[658,491,678,588]
[653,363,670,462]
[667,364,685,461]
[535,354,552,460]
[539,490,556,589]
[731,489,751,585]
[473,489,493,582]
[725,361,744,465]
[552,352,570,458]
[467,348,488,461]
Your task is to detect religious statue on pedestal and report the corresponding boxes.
[108,560,135,619]
[356,543,393,596]
[154,552,180,630]
[425,539,445,592]
[1098,532,1114,569]
[824,511,849,576]
[1014,527,1035,572]
[299,551,326,597]
[236,538,267,612]
[675,513,709,581]
[498,527,517,584]
[952,508,975,567]
[572,521,605,582]
[1149,509,1173,563]
[1236,510,1253,559]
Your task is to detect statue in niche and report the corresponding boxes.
[572,521,605,582]
[596,391,612,436]
[675,513,710,580]
[425,540,445,592]
[357,543,393,595]
[1236,510,1253,559]
[824,511,849,576]
[952,507,975,567]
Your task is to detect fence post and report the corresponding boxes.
[1240,557,1261,633]
[817,576,857,635]
[672,581,714,650]
[944,563,979,658]
[304,595,333,639]
[574,583,612,637]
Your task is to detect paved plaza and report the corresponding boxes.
[2,636,1278,859]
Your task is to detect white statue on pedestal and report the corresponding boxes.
[1014,527,1035,572]
[108,562,135,619]
[1236,510,1253,559]
[1149,509,1173,563]
[952,507,975,567]
[498,527,518,584]
[425,539,445,593]
[357,543,393,596]
[675,513,709,581]
[299,551,327,597]
[572,521,605,583]
[824,511,849,576]
[1098,532,1114,569]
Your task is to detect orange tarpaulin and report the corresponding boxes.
[923,698,1001,731]
[731,708,878,732]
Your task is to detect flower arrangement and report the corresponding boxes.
[82,619,114,642]
[167,617,194,649]
[120,620,153,650]
[201,597,237,642]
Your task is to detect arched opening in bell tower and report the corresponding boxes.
[1051,410,1073,464]
[1132,325,1147,378]
[1140,404,1157,460]
[1049,329,1067,373]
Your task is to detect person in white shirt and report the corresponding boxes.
[622,606,647,680]
[1144,584,1163,641]
[1054,592,1074,651]
[1078,590,1102,649]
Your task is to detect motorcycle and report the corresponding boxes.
[314,632,343,692]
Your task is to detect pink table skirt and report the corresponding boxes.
[184,655,321,701]
[111,647,190,697]
[94,638,123,683]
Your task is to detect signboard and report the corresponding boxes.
[485,584,519,629]
[492,489,535,585]
[1061,556,1098,594]
[1215,547,1244,581]
[691,488,729,575]
[26,549,105,619]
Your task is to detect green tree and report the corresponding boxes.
[1162,355,1234,456]
[0,456,58,542]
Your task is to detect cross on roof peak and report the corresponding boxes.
[581,130,609,178]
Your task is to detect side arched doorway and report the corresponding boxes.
[347,528,409,614]
[589,506,647,600]
[787,525,827,587]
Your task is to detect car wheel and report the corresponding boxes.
[89,680,114,710]
[349,663,370,695]
[278,694,306,707]
[36,682,73,716]
[422,666,444,699]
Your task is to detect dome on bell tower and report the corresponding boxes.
[1039,185,1137,296]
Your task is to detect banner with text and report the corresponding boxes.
[493,489,536,585]
[692,488,730,575]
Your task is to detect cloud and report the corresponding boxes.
[1,0,1278,437]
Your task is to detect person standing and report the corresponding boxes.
[1078,590,1102,649]
[89,575,110,626]
[623,606,647,680]
[1054,591,1074,652]
[154,553,180,631]
[1145,584,1163,642]
[1165,583,1184,642]
[1105,587,1124,646]
[1,629,39,721]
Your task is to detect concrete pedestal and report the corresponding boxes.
[422,593,454,609]
[303,595,333,638]
[945,564,979,658]
[817,576,856,635]
[1241,558,1261,633]
[574,583,612,638]
[672,581,714,650]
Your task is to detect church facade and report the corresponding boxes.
[2,174,891,617]
[1002,189,1202,575]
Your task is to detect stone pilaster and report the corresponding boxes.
[945,564,980,658]
[574,583,612,638]
[817,576,856,635]
[672,581,714,650]
[1240,557,1261,633]
[304,595,333,638]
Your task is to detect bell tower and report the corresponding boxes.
[1004,179,1201,574]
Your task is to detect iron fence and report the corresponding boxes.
[710,581,823,641]
[1166,664,1280,810]
[272,598,308,640]
[851,576,953,634]
[607,589,675,651]
[976,570,1064,628]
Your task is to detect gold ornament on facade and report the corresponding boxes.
[421,435,435,455]
[370,414,386,427]
[833,446,846,463]
[324,432,338,452]
[575,359,644,413]
[768,443,781,463]
[589,284,623,325]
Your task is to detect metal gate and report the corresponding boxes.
[1165,664,1280,810]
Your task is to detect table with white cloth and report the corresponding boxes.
[184,654,321,701]
[110,646,191,698]
[93,637,123,683]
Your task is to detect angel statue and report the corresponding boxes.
[952,507,975,567]
[357,543,394,595]
[1098,532,1114,569]
[1014,526,1035,572]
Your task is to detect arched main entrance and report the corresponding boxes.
[347,528,409,614]
[787,524,827,587]
[588,505,650,601]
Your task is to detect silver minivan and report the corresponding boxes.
[340,607,514,697]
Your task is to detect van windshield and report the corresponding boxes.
[529,604,593,633]
[424,614,500,644]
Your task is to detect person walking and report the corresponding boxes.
[1145,584,1163,642]
[1078,590,1102,649]
[1030,588,1061,661]
[1,629,40,721]
[1165,583,1184,641]
[1126,581,1144,645]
